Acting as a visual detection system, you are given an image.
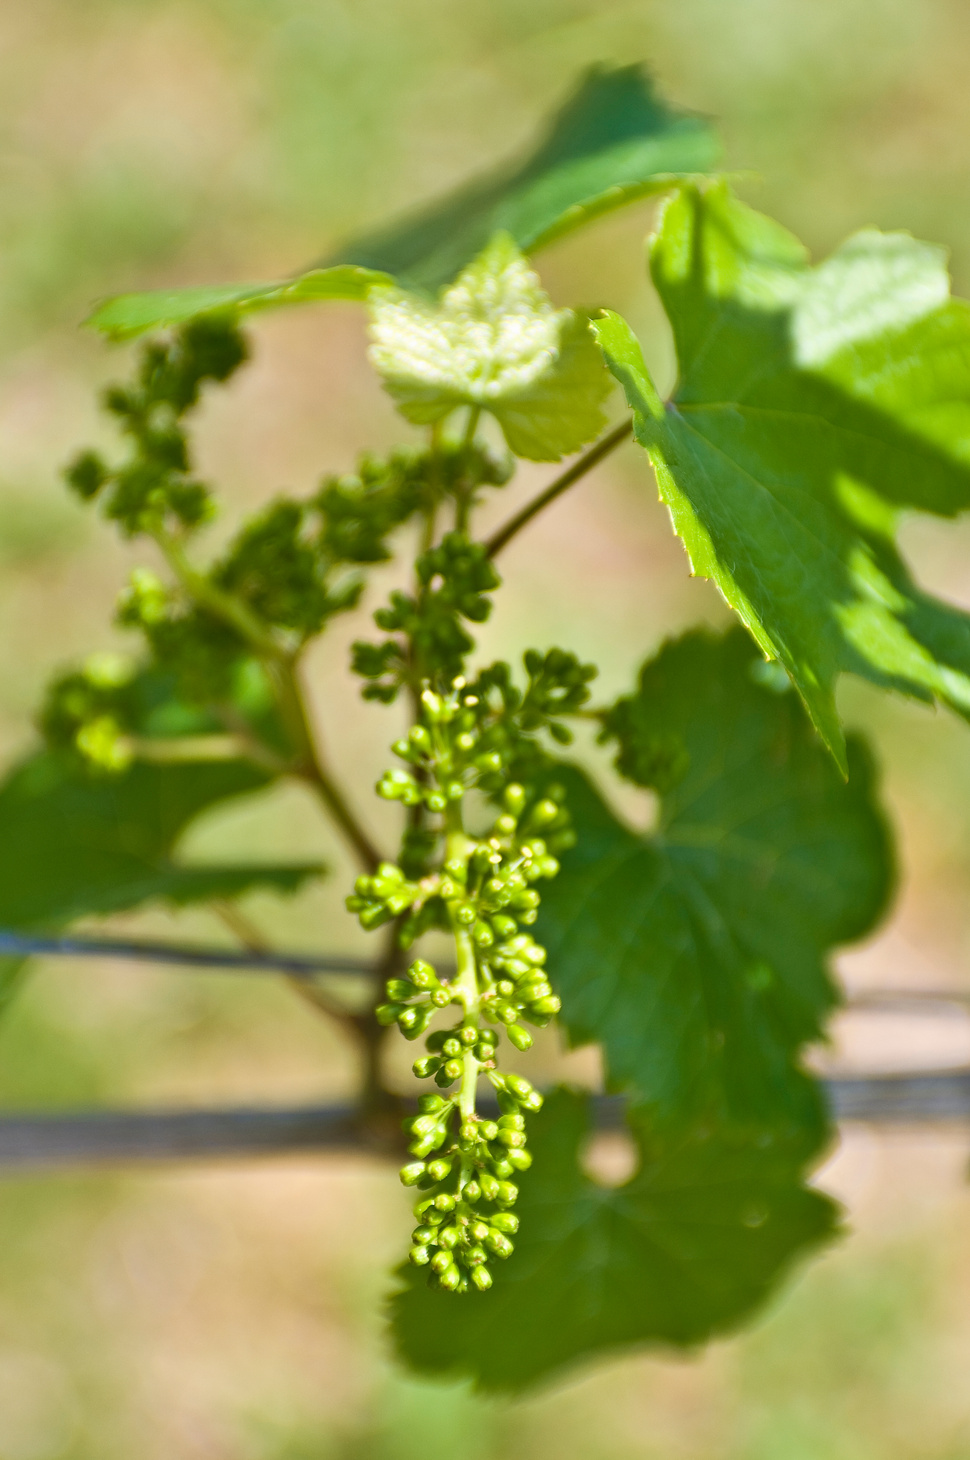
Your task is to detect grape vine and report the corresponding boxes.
[7,61,970,1388]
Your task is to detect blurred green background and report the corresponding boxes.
[3,0,970,1454]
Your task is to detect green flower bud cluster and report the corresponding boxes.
[65,319,247,538]
[399,1076,542,1294]
[348,676,575,1292]
[352,532,500,702]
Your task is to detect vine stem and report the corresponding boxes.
[445,804,481,1127]
[152,528,382,875]
[483,417,632,558]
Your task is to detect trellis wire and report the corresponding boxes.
[0,928,968,1172]
[1,1075,970,1172]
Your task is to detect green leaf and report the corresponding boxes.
[368,233,610,460]
[87,264,391,341]
[0,747,321,930]
[595,182,970,768]
[334,65,720,293]
[391,1088,838,1392]
[536,629,892,1131]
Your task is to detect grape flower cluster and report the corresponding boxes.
[346,678,570,1293]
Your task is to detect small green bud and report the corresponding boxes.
[425,791,447,812]
[409,1134,438,1159]
[505,1074,535,1101]
[538,856,560,878]
[490,1213,519,1235]
[459,1026,479,1046]
[401,1006,436,1040]
[530,799,560,827]
[409,959,439,989]
[409,724,432,752]
[434,1193,456,1212]
[492,915,517,938]
[520,1090,544,1112]
[479,1172,500,1201]
[479,1120,499,1142]
[507,1024,533,1051]
[459,1120,479,1143]
[470,1220,489,1241]
[507,1148,533,1171]
[438,1263,462,1291]
[359,904,393,930]
[417,1094,446,1114]
[386,978,416,1001]
[475,751,503,773]
[407,1114,439,1138]
[430,1249,453,1274]
[531,995,561,1016]
[400,1162,427,1186]
[463,1180,481,1203]
[439,1223,461,1249]
[471,1265,493,1291]
[495,1181,519,1206]
[442,1037,462,1058]
[443,1059,463,1080]
[485,1230,514,1259]
[412,1225,435,1244]
[495,814,517,836]
[446,781,465,801]
[409,1244,431,1266]
[497,1128,526,1149]
[519,908,538,924]
[503,784,526,814]
[376,1003,405,1026]
[498,1113,525,1130]
[412,1056,440,1078]
[434,1068,455,1088]
[455,902,477,926]
[464,1245,488,1267]
[490,1157,514,1179]
[497,1003,518,1025]
[473,921,494,947]
[431,988,451,1007]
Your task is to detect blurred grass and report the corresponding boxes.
[2,0,970,1454]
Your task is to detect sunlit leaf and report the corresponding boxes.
[368,233,610,460]
[595,182,970,768]
[87,264,390,340]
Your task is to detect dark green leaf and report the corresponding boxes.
[334,65,720,293]
[595,182,970,769]
[87,265,390,341]
[536,629,892,1131]
[392,1088,838,1392]
[0,747,320,930]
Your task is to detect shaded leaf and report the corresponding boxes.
[335,64,720,293]
[536,629,892,1131]
[392,1088,838,1392]
[595,182,970,768]
[369,233,610,459]
[0,747,320,930]
[87,264,390,341]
